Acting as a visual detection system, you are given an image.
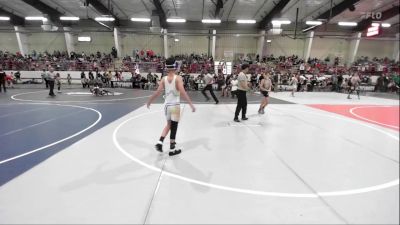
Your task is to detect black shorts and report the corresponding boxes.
[261,91,269,97]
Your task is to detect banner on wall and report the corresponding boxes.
[224,51,233,58]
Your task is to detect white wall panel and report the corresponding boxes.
[120,33,163,56]
[27,32,66,53]
[310,37,349,61]
[266,36,305,57]
[168,35,209,56]
[74,32,114,54]
[357,39,395,59]
[0,32,19,53]
[216,35,258,59]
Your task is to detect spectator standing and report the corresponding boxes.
[230,75,238,98]
[67,73,72,85]
[41,69,48,88]
[56,73,62,93]
[6,72,14,89]
[81,71,88,88]
[15,71,21,82]
[0,68,6,93]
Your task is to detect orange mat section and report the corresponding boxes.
[308,105,400,131]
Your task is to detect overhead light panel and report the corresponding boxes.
[131,18,151,22]
[201,19,221,24]
[381,23,391,28]
[167,18,186,23]
[95,17,115,21]
[306,21,323,25]
[272,20,291,25]
[338,22,357,26]
[266,40,272,43]
[236,19,256,24]
[371,22,380,27]
[174,38,180,42]
[78,36,91,42]
[60,16,80,21]
[0,17,10,21]
[25,16,48,22]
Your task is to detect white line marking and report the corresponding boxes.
[350,106,399,129]
[113,107,399,198]
[0,104,102,165]
[10,90,151,103]
[1,119,52,136]
[0,107,50,119]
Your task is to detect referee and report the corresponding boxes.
[234,64,250,122]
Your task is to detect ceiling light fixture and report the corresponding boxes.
[167,18,186,23]
[306,21,323,25]
[94,17,115,21]
[201,19,221,24]
[131,18,151,22]
[25,16,48,22]
[338,22,357,26]
[78,36,91,42]
[60,16,80,21]
[272,20,291,25]
[236,19,256,24]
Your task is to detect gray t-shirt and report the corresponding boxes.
[46,72,56,81]
[237,72,247,91]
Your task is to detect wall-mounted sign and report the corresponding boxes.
[366,25,380,37]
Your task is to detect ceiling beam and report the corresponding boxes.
[152,0,167,28]
[259,0,291,29]
[21,0,64,23]
[214,0,223,18]
[302,0,360,32]
[86,0,120,25]
[353,5,400,31]
[315,0,360,20]
[0,7,25,25]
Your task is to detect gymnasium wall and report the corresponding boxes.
[265,36,305,57]
[310,37,349,61]
[27,32,67,53]
[356,39,395,59]
[0,31,398,61]
[120,33,164,56]
[0,32,19,53]
[168,35,209,56]
[216,35,258,59]
[74,32,114,54]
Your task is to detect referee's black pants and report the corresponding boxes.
[234,90,247,119]
[202,84,218,103]
[48,80,55,96]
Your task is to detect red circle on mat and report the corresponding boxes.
[352,106,399,129]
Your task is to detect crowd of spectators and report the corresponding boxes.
[0,49,115,71]
[1,48,399,93]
